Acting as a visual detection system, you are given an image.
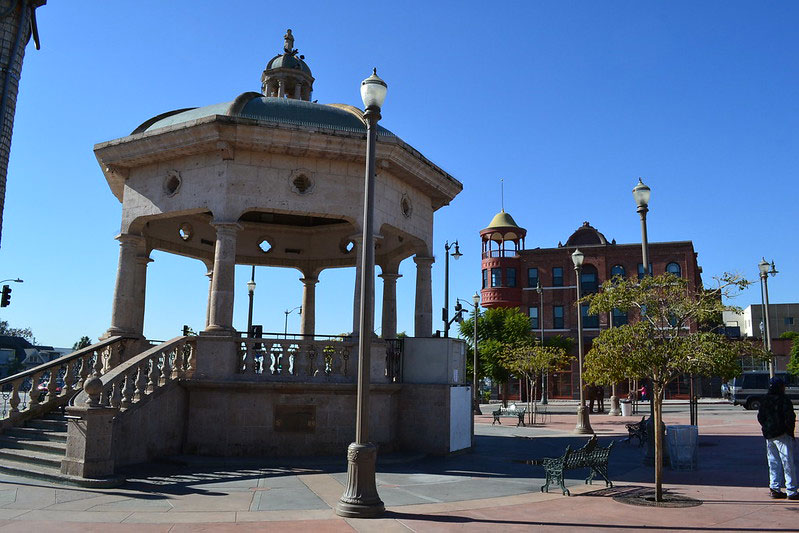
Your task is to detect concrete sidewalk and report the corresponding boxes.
[0,405,794,532]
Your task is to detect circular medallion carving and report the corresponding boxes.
[164,170,182,197]
[400,193,412,218]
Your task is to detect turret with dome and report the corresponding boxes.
[479,209,527,307]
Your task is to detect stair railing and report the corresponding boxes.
[0,336,131,428]
[74,336,195,411]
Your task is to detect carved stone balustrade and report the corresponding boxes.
[237,336,355,383]
[0,336,129,429]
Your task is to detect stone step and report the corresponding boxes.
[0,435,67,455]
[25,418,68,432]
[0,447,63,469]
[4,427,67,443]
[0,461,123,488]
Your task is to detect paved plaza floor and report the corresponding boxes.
[0,401,796,532]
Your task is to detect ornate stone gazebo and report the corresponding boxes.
[56,32,470,475]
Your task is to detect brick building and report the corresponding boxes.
[480,213,704,399]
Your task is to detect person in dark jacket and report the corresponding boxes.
[757,377,797,499]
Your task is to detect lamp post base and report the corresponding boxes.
[335,442,384,518]
[574,404,594,434]
[608,395,621,416]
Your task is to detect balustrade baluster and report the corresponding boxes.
[46,368,58,402]
[27,372,40,408]
[147,355,159,393]
[63,360,75,394]
[9,381,20,414]
[94,347,105,377]
[77,353,91,390]
[243,340,253,374]
[172,343,184,380]
[110,381,122,409]
[121,371,134,409]
[185,343,195,375]
[134,364,147,402]
[161,349,173,385]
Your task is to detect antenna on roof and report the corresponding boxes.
[500,178,504,212]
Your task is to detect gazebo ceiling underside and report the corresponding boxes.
[144,212,422,270]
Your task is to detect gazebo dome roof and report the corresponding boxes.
[565,221,608,247]
[132,94,395,137]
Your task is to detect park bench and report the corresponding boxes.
[625,416,648,447]
[492,406,527,427]
[527,435,614,496]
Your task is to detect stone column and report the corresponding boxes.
[205,222,240,335]
[204,267,213,329]
[300,274,319,336]
[131,254,153,337]
[105,233,147,338]
[278,79,285,98]
[294,83,302,100]
[413,256,435,337]
[379,269,401,339]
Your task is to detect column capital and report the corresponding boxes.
[135,256,154,266]
[115,233,145,246]
[413,256,435,267]
[378,272,402,281]
[211,221,242,235]
[300,276,319,286]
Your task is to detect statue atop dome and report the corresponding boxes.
[262,30,315,100]
[283,29,296,55]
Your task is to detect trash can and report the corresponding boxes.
[620,399,632,417]
[666,425,698,470]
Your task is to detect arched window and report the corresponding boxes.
[610,264,625,279]
[666,262,682,277]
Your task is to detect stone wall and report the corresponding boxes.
[182,381,400,457]
[112,381,188,467]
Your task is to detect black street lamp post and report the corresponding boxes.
[443,240,462,337]
[335,69,387,519]
[572,249,593,434]
[759,258,778,378]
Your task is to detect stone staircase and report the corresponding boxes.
[0,411,68,483]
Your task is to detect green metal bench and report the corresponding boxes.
[492,407,527,427]
[625,416,648,447]
[528,435,614,496]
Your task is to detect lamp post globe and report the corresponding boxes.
[336,69,387,519]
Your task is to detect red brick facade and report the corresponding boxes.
[480,219,703,399]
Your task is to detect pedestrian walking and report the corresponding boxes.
[757,377,798,500]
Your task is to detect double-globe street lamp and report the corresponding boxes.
[572,249,593,434]
[442,240,462,337]
[335,69,387,519]
[759,258,778,378]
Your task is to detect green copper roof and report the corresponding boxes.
[266,53,312,74]
[486,210,521,229]
[133,95,394,137]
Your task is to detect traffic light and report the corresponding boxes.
[0,285,10,307]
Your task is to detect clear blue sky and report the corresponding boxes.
[0,1,796,347]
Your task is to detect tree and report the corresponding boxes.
[0,320,35,344]
[783,332,799,376]
[583,272,765,502]
[459,307,533,404]
[72,336,93,351]
[500,340,572,423]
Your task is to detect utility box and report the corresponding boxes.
[401,337,466,385]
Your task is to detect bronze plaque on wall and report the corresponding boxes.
[274,404,316,433]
